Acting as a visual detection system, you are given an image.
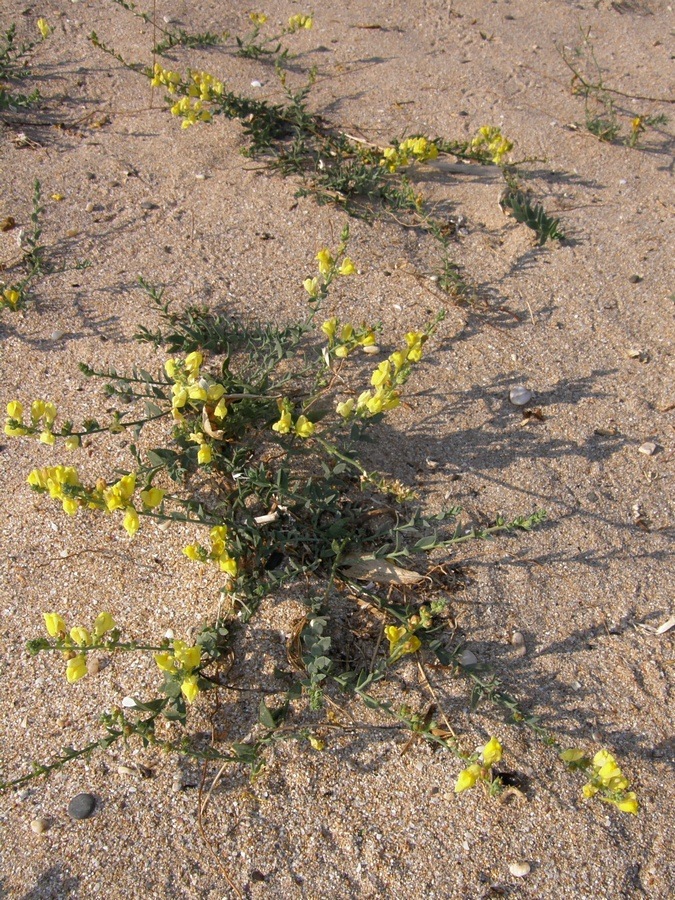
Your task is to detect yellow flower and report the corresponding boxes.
[288,13,313,30]
[183,544,204,561]
[51,193,64,202]
[303,277,320,298]
[104,473,136,512]
[39,431,55,446]
[6,401,23,419]
[338,258,356,276]
[31,400,45,421]
[217,553,238,576]
[37,18,51,38]
[336,398,355,419]
[272,410,292,434]
[123,506,140,537]
[2,288,21,309]
[173,641,201,670]
[315,248,334,275]
[249,12,268,25]
[385,625,421,657]
[480,737,503,767]
[371,360,391,387]
[294,415,315,438]
[70,626,92,647]
[66,654,88,683]
[321,318,338,342]
[65,435,81,450]
[44,613,66,637]
[613,792,639,815]
[198,444,212,465]
[582,783,599,799]
[154,652,178,673]
[308,735,325,751]
[560,748,587,765]
[184,351,203,375]
[140,487,165,509]
[454,764,482,793]
[62,497,79,516]
[93,612,115,637]
[181,675,200,703]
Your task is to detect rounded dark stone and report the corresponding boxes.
[67,792,96,820]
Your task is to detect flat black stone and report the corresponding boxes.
[68,792,96,820]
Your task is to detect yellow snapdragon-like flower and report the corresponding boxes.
[69,626,92,647]
[338,257,356,276]
[272,410,293,434]
[479,737,503,767]
[37,18,51,38]
[93,612,115,638]
[385,625,421,658]
[469,126,513,165]
[303,276,320,299]
[315,248,334,275]
[151,63,181,93]
[44,613,66,637]
[66,655,88,684]
[181,675,200,703]
[287,13,313,31]
[123,506,140,537]
[250,12,268,26]
[2,287,21,309]
[140,488,165,509]
[294,415,315,438]
[454,763,482,793]
[104,473,136,512]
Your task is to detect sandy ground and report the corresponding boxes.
[0,0,674,897]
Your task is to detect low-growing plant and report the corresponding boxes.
[557,25,669,147]
[1,232,637,819]
[0,18,51,112]
[0,179,45,312]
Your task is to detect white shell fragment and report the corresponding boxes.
[638,442,657,456]
[509,386,533,406]
[509,861,531,878]
[121,696,137,708]
[655,615,675,635]
[251,80,263,88]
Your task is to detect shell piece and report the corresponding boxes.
[509,861,531,878]
[509,386,533,406]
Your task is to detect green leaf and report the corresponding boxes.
[258,699,277,730]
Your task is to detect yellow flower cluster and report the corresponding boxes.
[184,524,238,577]
[469,126,513,165]
[321,318,376,358]
[154,639,203,703]
[271,399,315,439]
[27,465,82,515]
[5,399,58,443]
[171,96,213,128]
[336,330,427,420]
[44,611,116,683]
[249,12,268,26]
[37,18,51,38]
[379,136,439,173]
[303,248,355,299]
[188,71,224,102]
[286,13,313,31]
[165,351,227,422]
[561,748,639,814]
[454,737,503,793]
[1,287,21,310]
[385,625,421,661]
[150,62,181,93]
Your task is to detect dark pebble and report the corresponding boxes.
[629,274,642,284]
[140,201,159,210]
[68,793,96,820]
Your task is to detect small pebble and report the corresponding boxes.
[509,386,533,406]
[511,631,526,656]
[628,274,642,284]
[140,201,159,210]
[194,173,206,181]
[172,778,184,792]
[508,861,531,878]
[459,648,478,667]
[67,793,96,820]
[426,458,439,469]
[362,344,380,354]
[164,629,175,640]
[87,657,100,676]
[30,817,49,835]
[638,442,657,456]
[65,228,79,238]
[18,789,30,801]
[251,80,263,88]
[85,201,95,213]
[50,330,64,341]
[121,696,136,708]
